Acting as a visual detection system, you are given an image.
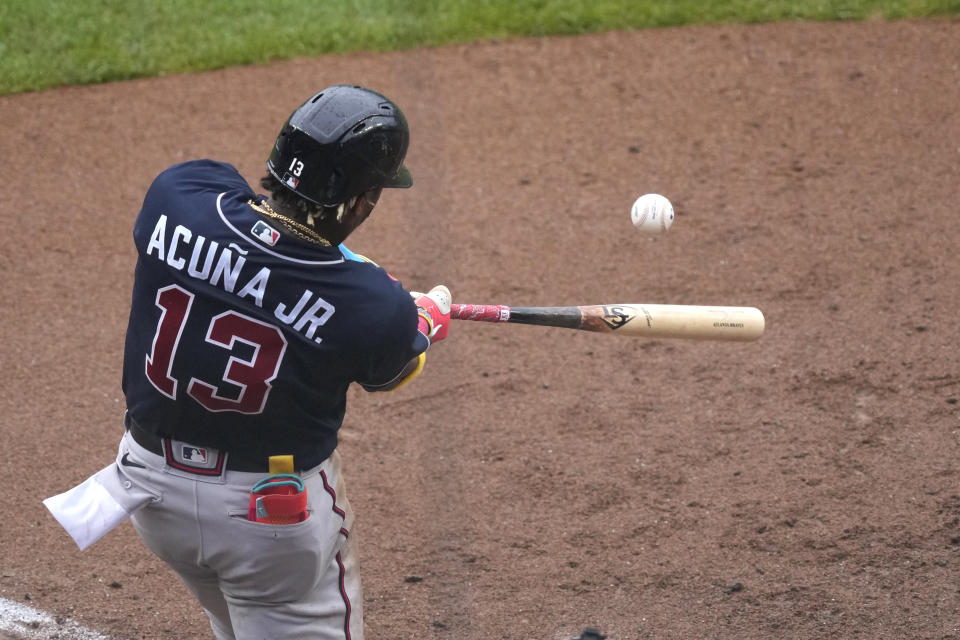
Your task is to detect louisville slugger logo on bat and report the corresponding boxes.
[450,302,765,342]
[600,305,637,331]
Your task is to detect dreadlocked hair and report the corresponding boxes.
[260,173,349,227]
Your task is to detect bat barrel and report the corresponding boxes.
[594,304,765,341]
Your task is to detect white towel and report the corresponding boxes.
[43,463,157,550]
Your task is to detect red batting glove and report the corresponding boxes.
[413,285,452,343]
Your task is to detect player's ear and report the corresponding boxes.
[345,188,383,226]
[357,187,382,216]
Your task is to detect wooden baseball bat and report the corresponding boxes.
[449,302,765,341]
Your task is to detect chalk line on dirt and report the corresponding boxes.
[0,597,112,639]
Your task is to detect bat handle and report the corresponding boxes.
[449,303,512,323]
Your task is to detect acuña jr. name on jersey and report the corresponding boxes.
[144,214,334,344]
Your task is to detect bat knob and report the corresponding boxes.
[426,285,452,314]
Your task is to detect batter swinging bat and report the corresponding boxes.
[449,302,765,341]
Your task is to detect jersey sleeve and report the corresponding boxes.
[355,287,430,390]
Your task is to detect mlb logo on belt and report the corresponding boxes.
[181,445,208,463]
[164,438,224,475]
[251,220,281,246]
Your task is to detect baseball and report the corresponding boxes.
[630,193,674,234]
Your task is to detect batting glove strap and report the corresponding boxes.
[415,294,449,343]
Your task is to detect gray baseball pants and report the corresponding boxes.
[118,430,363,639]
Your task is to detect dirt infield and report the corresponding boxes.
[1,16,959,640]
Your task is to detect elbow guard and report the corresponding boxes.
[363,352,426,392]
[390,352,426,390]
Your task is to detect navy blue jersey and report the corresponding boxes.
[122,160,426,466]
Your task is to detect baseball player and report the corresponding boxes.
[115,85,450,639]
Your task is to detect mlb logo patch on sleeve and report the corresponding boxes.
[251,220,281,246]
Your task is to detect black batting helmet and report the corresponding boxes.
[266,85,413,206]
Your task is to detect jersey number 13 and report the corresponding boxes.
[145,284,288,414]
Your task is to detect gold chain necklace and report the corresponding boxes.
[248,199,331,246]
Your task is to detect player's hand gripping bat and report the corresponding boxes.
[449,302,765,341]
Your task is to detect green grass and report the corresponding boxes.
[1,0,958,96]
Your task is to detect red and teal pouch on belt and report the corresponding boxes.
[248,474,309,524]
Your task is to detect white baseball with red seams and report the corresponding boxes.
[631,193,674,233]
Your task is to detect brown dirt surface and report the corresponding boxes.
[2,16,960,640]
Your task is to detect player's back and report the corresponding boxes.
[121,160,420,466]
